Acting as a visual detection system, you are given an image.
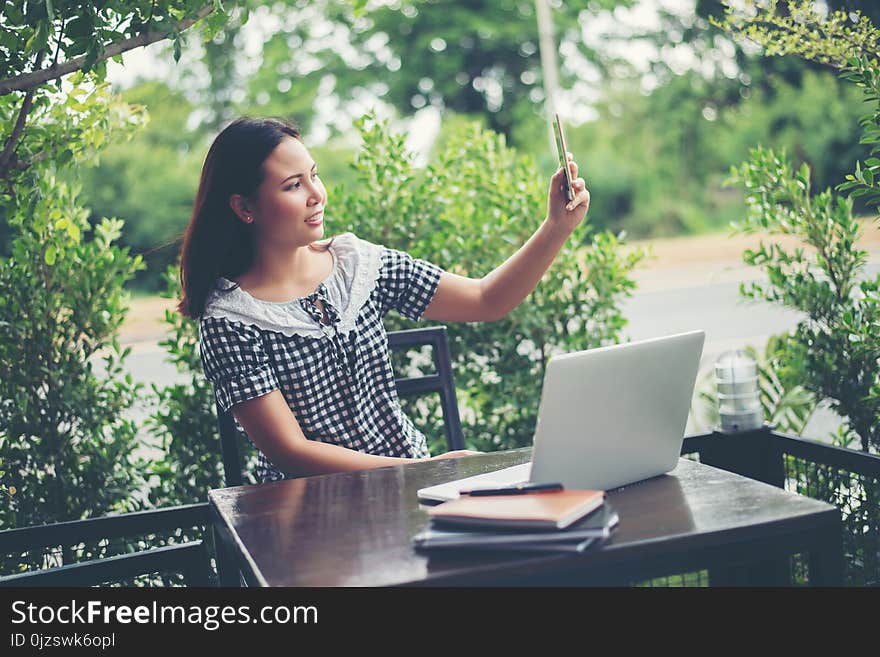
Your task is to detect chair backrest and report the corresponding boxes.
[0,504,213,587]
[215,325,464,487]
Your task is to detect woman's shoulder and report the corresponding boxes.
[327,232,384,281]
[327,231,381,254]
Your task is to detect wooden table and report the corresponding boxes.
[209,450,843,587]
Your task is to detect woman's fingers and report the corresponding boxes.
[552,158,589,215]
[565,178,589,211]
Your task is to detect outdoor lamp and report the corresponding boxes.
[714,350,763,432]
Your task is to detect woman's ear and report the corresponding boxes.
[229,194,254,225]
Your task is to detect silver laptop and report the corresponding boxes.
[417,330,705,502]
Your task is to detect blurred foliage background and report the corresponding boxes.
[48,0,880,293]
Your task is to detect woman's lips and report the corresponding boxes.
[305,210,323,225]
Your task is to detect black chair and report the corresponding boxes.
[0,504,213,587]
[216,325,465,487]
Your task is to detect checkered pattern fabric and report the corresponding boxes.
[199,240,443,483]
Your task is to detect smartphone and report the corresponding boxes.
[553,113,575,202]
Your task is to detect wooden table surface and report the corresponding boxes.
[209,450,842,586]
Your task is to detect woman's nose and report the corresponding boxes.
[306,180,323,204]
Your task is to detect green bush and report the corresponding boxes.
[0,75,150,530]
[0,138,147,531]
[729,147,880,452]
[720,2,880,453]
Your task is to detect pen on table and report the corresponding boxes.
[459,482,564,497]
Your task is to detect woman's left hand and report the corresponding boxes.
[546,152,590,233]
[429,449,482,461]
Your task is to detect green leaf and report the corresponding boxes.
[44,245,57,266]
[25,19,49,55]
[65,16,92,40]
[5,3,24,22]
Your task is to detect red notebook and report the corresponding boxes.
[427,489,605,530]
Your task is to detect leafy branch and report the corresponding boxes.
[0,4,217,95]
[729,146,880,452]
[717,0,880,211]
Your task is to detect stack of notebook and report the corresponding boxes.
[413,488,618,554]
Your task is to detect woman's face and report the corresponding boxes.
[247,136,327,247]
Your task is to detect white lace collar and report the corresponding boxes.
[202,233,383,339]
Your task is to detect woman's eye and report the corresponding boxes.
[283,173,317,191]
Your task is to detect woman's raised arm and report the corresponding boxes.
[422,154,589,323]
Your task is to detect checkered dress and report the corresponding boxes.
[199,233,443,483]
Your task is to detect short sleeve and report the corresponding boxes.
[375,247,443,320]
[199,316,280,413]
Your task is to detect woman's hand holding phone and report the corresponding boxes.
[547,115,590,234]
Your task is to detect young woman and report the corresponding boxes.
[179,117,590,483]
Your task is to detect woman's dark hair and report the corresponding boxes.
[178,116,325,319]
